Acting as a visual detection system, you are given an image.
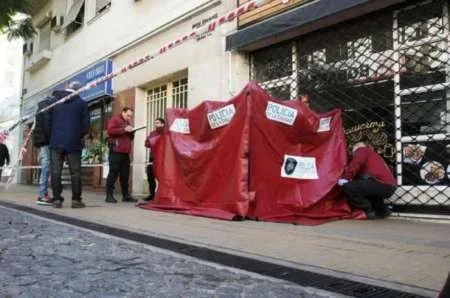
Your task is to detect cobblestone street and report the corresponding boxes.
[0,207,335,298]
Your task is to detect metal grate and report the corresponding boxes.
[251,0,450,214]
[172,77,189,109]
[147,84,168,132]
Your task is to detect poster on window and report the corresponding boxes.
[402,141,450,186]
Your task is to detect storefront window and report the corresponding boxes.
[82,101,111,166]
[251,0,450,209]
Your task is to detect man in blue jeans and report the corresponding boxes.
[32,96,54,205]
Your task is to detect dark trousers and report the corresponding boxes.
[51,149,82,201]
[147,163,156,195]
[106,152,130,196]
[342,179,396,214]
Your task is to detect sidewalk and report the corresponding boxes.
[1,184,449,296]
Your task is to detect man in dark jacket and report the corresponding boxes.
[33,96,53,205]
[338,141,397,219]
[143,118,165,202]
[48,81,90,208]
[0,140,10,181]
[105,107,137,203]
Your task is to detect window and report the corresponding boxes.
[172,78,188,109]
[65,0,85,36]
[146,77,189,132]
[39,20,51,51]
[96,0,111,15]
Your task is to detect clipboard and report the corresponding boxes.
[129,126,147,133]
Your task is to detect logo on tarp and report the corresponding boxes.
[318,117,332,132]
[266,102,298,126]
[281,155,319,180]
[170,118,190,134]
[207,104,236,129]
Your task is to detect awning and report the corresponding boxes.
[226,0,409,52]
[63,0,85,29]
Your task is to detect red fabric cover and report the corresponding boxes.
[246,83,364,224]
[140,82,364,224]
[107,114,133,154]
[140,88,251,220]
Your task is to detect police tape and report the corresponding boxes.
[3,0,270,137]
[0,162,153,171]
[2,0,284,186]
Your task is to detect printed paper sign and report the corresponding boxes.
[207,104,236,129]
[170,118,190,134]
[318,117,332,132]
[281,155,319,180]
[266,101,298,126]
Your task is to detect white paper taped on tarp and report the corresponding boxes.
[266,101,298,126]
[207,104,236,129]
[318,117,332,132]
[281,155,319,180]
[170,118,190,134]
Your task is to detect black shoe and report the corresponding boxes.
[122,195,137,203]
[144,194,155,201]
[52,200,63,209]
[72,200,85,208]
[366,211,378,220]
[376,209,392,218]
[105,194,118,203]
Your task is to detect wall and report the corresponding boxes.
[23,0,225,101]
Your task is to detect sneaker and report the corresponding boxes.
[52,200,63,209]
[122,195,138,203]
[71,200,85,209]
[36,196,53,206]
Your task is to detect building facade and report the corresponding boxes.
[0,34,23,183]
[227,0,450,214]
[21,0,249,193]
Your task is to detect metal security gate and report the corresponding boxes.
[251,0,450,214]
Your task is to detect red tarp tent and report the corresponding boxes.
[140,88,252,220]
[140,82,364,224]
[247,83,364,224]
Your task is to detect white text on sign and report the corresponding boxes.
[207,104,236,129]
[170,118,190,134]
[266,102,298,126]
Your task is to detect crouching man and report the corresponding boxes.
[338,142,396,219]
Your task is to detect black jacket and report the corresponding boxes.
[48,90,90,153]
[32,97,53,148]
[0,143,10,166]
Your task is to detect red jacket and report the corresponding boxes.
[145,130,163,161]
[107,114,134,154]
[343,147,396,185]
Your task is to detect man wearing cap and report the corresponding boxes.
[48,81,90,208]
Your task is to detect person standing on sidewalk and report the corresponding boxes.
[32,95,54,205]
[0,140,10,180]
[105,107,137,203]
[338,141,396,219]
[143,118,165,202]
[48,81,90,209]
